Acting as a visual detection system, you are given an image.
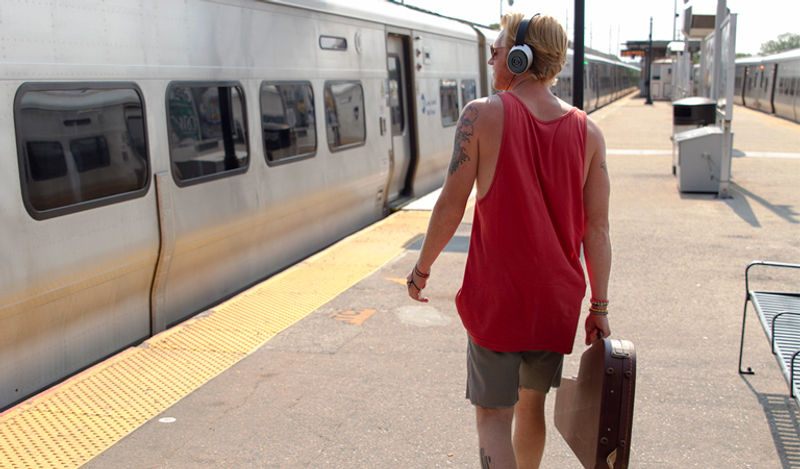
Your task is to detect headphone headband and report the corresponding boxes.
[515,17,532,47]
[514,13,539,47]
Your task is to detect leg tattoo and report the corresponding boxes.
[480,448,492,469]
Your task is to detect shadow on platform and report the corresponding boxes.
[742,375,800,469]
[405,234,470,253]
[729,182,800,227]
[678,182,799,228]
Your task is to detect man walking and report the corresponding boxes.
[406,13,612,469]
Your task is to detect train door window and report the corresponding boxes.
[167,83,248,185]
[388,55,405,135]
[14,83,150,219]
[324,81,366,151]
[260,82,316,165]
[440,79,458,127]
[460,79,477,110]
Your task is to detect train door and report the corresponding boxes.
[746,66,760,107]
[768,63,778,114]
[794,76,800,122]
[753,66,766,110]
[739,67,748,105]
[386,34,416,203]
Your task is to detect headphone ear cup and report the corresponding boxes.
[507,44,533,74]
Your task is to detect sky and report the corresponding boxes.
[400,0,800,58]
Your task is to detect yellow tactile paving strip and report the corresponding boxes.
[0,210,431,469]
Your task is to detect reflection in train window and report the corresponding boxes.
[460,79,477,110]
[388,55,405,135]
[26,141,67,181]
[440,79,459,127]
[71,136,110,172]
[260,82,316,164]
[167,83,248,184]
[14,84,150,218]
[324,81,366,151]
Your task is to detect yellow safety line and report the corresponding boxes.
[0,210,431,469]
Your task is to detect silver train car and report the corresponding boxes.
[0,0,638,410]
[734,49,800,122]
[557,51,641,112]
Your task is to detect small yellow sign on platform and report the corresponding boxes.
[329,309,376,325]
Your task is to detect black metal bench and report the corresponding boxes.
[739,261,800,407]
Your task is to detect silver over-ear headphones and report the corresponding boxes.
[506,14,539,75]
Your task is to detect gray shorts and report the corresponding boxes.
[465,335,563,409]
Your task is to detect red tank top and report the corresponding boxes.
[455,92,587,354]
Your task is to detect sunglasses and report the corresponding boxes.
[490,45,505,59]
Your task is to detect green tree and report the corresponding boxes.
[760,33,800,55]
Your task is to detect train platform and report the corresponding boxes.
[2,93,800,468]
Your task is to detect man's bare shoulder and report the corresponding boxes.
[463,96,503,132]
[464,95,502,112]
[585,115,606,146]
[555,96,574,113]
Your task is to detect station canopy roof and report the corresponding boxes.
[621,39,702,60]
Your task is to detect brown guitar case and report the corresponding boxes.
[554,338,636,469]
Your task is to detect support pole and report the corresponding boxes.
[645,17,653,105]
[714,0,732,198]
[572,0,584,109]
[712,1,725,101]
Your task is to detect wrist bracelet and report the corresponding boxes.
[414,264,430,278]
[590,297,609,307]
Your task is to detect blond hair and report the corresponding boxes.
[501,13,568,83]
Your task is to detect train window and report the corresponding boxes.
[260,82,316,165]
[167,83,248,185]
[440,79,458,127]
[324,81,366,151]
[460,79,477,110]
[388,55,405,135]
[319,35,347,51]
[14,83,150,219]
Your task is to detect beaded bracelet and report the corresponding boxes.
[590,297,609,307]
[589,297,609,315]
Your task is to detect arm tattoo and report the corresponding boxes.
[600,158,608,174]
[448,104,479,176]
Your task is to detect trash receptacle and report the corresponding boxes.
[671,97,716,174]
[675,126,723,193]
